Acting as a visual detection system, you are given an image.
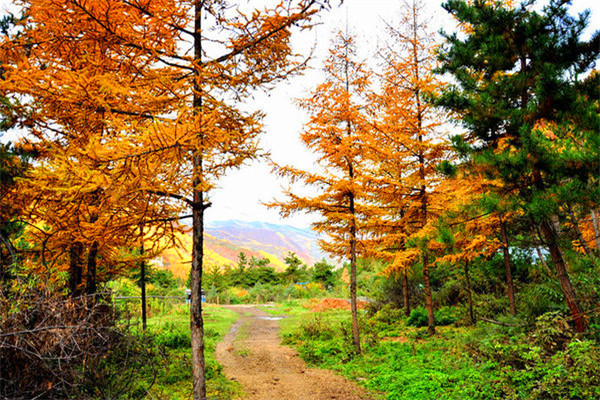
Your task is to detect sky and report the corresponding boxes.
[205,0,600,228]
[1,0,598,229]
[207,0,458,228]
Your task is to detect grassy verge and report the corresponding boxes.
[135,304,241,400]
[269,302,600,400]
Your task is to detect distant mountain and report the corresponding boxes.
[155,220,329,280]
[205,220,327,268]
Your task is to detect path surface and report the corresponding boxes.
[215,305,373,400]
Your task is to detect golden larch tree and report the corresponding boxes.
[368,0,448,335]
[270,31,379,354]
[1,1,329,398]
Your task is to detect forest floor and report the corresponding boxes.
[215,305,376,400]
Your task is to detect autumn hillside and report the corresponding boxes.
[156,220,328,280]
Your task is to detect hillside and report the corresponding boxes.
[155,220,328,280]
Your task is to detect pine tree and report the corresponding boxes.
[436,0,600,332]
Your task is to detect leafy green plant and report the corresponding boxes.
[155,323,190,349]
[530,311,572,353]
[406,307,428,327]
[406,306,457,327]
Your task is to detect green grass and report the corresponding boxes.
[233,321,252,357]
[273,304,600,400]
[259,299,311,318]
[273,305,486,399]
[136,304,241,400]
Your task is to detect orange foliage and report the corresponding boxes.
[270,32,379,261]
[308,298,368,312]
[364,0,449,275]
[0,0,326,289]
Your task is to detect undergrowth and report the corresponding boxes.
[276,302,600,400]
[142,304,241,400]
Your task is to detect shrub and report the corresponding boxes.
[406,306,458,327]
[298,314,334,340]
[0,289,161,399]
[369,303,404,324]
[406,307,429,327]
[435,306,458,326]
[530,311,572,353]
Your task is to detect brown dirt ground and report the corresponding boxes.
[215,305,376,400]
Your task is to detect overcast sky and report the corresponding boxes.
[209,0,458,228]
[206,0,600,228]
[1,0,597,229]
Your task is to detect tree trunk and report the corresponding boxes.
[343,38,361,355]
[68,243,83,296]
[589,209,600,252]
[500,220,516,316]
[191,3,206,398]
[423,252,435,335]
[464,260,474,325]
[85,241,98,295]
[551,214,562,235]
[535,246,552,276]
[540,220,587,332]
[349,232,361,354]
[190,166,206,400]
[413,29,434,334]
[532,168,586,332]
[140,244,147,331]
[402,270,410,317]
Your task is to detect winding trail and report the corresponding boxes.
[215,305,373,400]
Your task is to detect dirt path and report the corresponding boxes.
[215,305,373,400]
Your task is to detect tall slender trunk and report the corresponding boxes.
[191,3,206,398]
[190,185,206,399]
[411,10,434,335]
[500,219,516,316]
[349,217,361,354]
[464,260,474,325]
[532,170,586,332]
[140,243,147,331]
[591,209,600,252]
[68,243,83,296]
[402,270,410,317]
[85,241,98,295]
[539,220,587,332]
[85,195,99,296]
[343,32,361,355]
[535,246,552,276]
[418,125,434,334]
[568,207,592,256]
[551,214,562,235]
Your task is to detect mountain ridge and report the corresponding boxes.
[156,220,329,280]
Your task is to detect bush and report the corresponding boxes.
[370,303,405,325]
[297,314,334,341]
[435,306,458,326]
[461,317,600,399]
[0,289,162,399]
[406,306,458,327]
[406,307,429,327]
[530,311,572,353]
[518,281,566,321]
